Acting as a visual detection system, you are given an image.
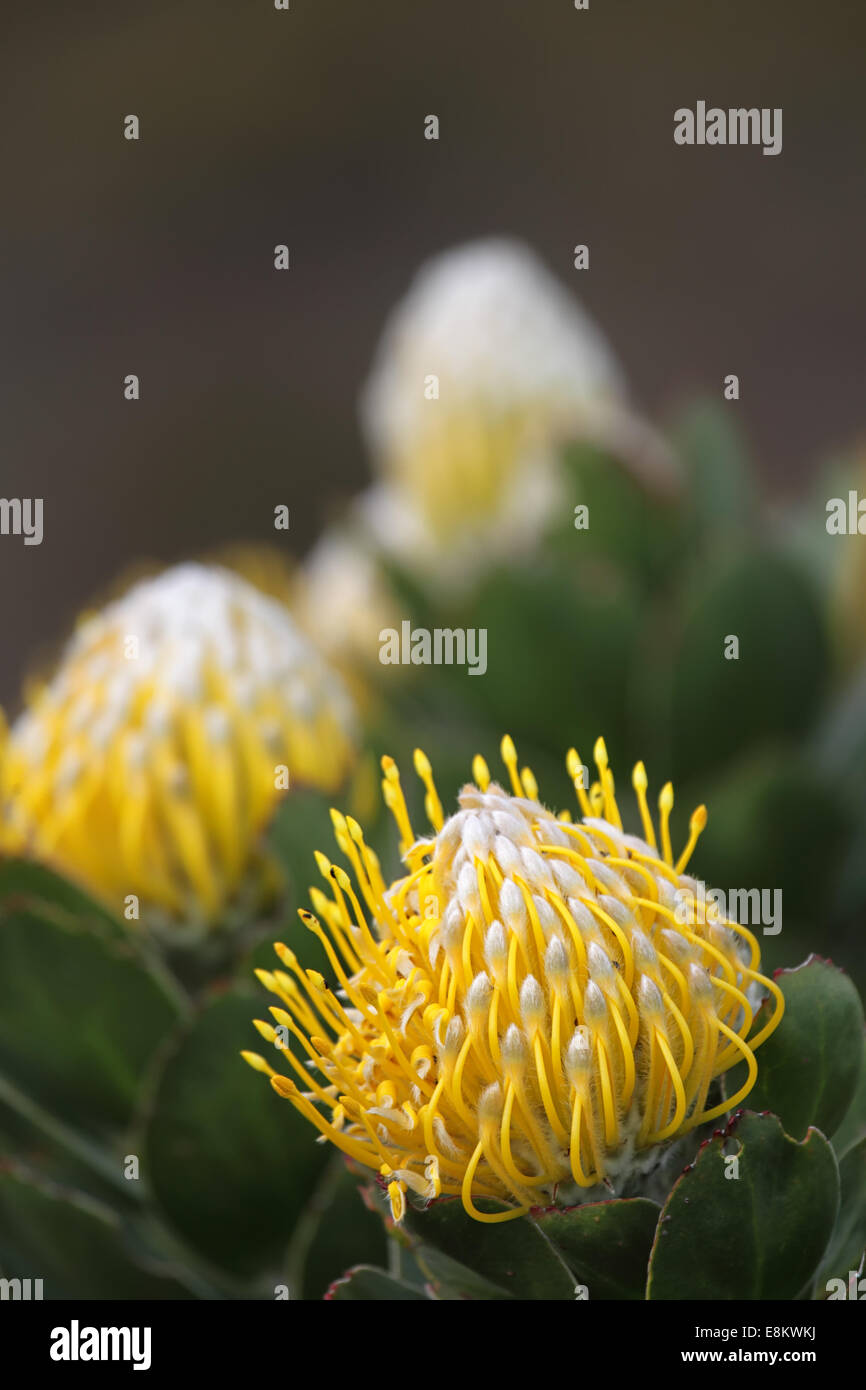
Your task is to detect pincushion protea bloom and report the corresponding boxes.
[244,736,784,1223]
[0,563,357,924]
[358,240,675,584]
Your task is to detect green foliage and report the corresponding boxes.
[0,853,384,1299]
[143,988,329,1280]
[691,751,849,928]
[672,396,760,545]
[0,897,184,1135]
[403,1197,576,1300]
[728,957,865,1142]
[0,1165,200,1300]
[429,557,641,767]
[0,857,126,933]
[816,1137,866,1294]
[646,1113,839,1300]
[669,549,829,783]
[286,1158,388,1301]
[832,1036,866,1158]
[532,1198,660,1300]
[325,1266,427,1300]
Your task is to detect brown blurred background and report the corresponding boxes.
[2,0,864,707]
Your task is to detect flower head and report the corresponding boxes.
[244,736,783,1223]
[359,239,637,581]
[0,563,357,924]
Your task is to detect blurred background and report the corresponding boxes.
[2,0,865,707]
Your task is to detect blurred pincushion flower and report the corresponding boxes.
[359,238,672,583]
[0,563,358,924]
[291,527,400,697]
[244,735,783,1224]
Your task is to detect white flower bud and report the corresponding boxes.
[484,920,508,974]
[494,835,524,877]
[565,1026,593,1079]
[457,860,481,917]
[519,974,546,1031]
[587,941,616,985]
[465,971,492,1024]
[501,1023,529,1068]
[583,979,607,1024]
[631,929,658,972]
[499,878,527,930]
[544,935,570,984]
[637,974,664,1018]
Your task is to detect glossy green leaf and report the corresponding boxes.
[647,1112,839,1300]
[0,1165,196,1299]
[402,1197,575,1300]
[325,1265,427,1300]
[816,1137,866,1294]
[0,906,184,1134]
[144,988,328,1278]
[532,1198,660,1300]
[728,957,865,1142]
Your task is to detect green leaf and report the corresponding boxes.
[647,1112,839,1300]
[402,1197,575,1300]
[325,1265,427,1300]
[412,1243,518,1299]
[813,665,866,956]
[832,1035,866,1158]
[0,905,184,1135]
[672,396,759,539]
[532,1198,660,1300]
[0,1165,197,1299]
[0,857,124,935]
[728,957,865,1142]
[456,559,640,763]
[688,750,850,940]
[247,789,345,980]
[285,1157,389,1301]
[267,789,337,912]
[816,1137,866,1294]
[554,442,683,583]
[0,1074,140,1207]
[144,988,329,1279]
[814,658,866,797]
[670,549,828,783]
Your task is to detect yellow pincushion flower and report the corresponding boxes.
[0,563,357,925]
[358,241,626,578]
[244,736,784,1224]
[358,239,674,586]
